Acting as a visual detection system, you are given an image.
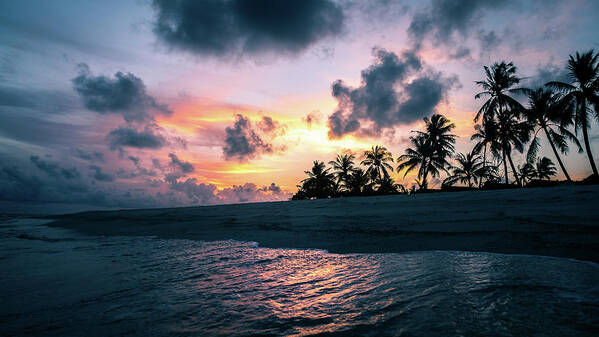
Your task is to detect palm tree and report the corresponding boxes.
[518,162,537,185]
[496,110,531,186]
[442,151,484,188]
[397,114,456,189]
[475,61,527,122]
[523,88,582,182]
[547,50,599,177]
[535,157,557,180]
[300,160,335,198]
[471,120,501,187]
[328,153,356,192]
[374,176,404,194]
[475,61,528,185]
[346,167,372,195]
[361,145,394,181]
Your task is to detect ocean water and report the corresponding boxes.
[1,219,598,336]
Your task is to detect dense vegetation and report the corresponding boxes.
[293,50,599,200]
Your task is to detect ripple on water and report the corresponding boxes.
[0,219,598,336]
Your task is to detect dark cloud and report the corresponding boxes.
[526,63,570,89]
[151,0,344,58]
[30,155,80,179]
[72,148,105,163]
[407,0,512,54]
[89,165,115,182]
[106,124,167,150]
[168,153,194,173]
[327,48,459,139]
[72,63,172,123]
[116,156,158,179]
[0,165,42,202]
[223,114,286,161]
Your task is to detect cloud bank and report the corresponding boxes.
[327,48,459,139]
[151,0,344,58]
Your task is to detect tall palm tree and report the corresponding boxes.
[475,61,527,122]
[471,120,501,186]
[547,50,599,177]
[361,145,394,181]
[397,114,456,189]
[523,88,582,182]
[442,151,484,188]
[475,61,528,185]
[328,153,356,191]
[300,160,335,198]
[535,157,557,180]
[397,136,433,188]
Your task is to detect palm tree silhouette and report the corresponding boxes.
[475,61,528,185]
[535,157,557,180]
[547,50,599,177]
[346,167,372,195]
[496,111,531,186]
[361,145,394,182]
[442,150,484,188]
[518,162,537,185]
[471,120,501,187]
[523,88,582,182]
[397,114,456,189]
[374,176,404,194]
[329,153,356,192]
[300,160,335,198]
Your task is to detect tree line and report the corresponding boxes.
[293,50,599,200]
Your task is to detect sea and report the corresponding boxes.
[1,218,598,336]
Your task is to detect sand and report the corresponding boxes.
[45,185,599,262]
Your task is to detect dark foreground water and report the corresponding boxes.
[1,219,598,336]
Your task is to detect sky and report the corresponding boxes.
[1,0,599,213]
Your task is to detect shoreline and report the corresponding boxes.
[44,185,599,263]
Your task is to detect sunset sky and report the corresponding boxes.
[1,0,598,212]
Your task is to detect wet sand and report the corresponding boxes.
[46,185,599,262]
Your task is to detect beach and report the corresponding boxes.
[46,185,599,263]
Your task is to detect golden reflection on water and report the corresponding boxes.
[252,249,386,336]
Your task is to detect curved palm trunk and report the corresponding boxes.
[581,101,598,176]
[479,145,487,188]
[507,151,522,186]
[502,148,509,185]
[543,126,572,181]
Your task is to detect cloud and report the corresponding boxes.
[71,148,105,163]
[217,182,291,203]
[303,110,323,128]
[525,63,570,89]
[223,114,286,161]
[151,0,344,58]
[327,48,459,139]
[89,165,115,182]
[30,155,80,179]
[168,153,194,173]
[106,124,167,150]
[0,85,77,113]
[407,0,513,55]
[72,63,172,123]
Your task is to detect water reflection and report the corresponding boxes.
[1,220,598,336]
